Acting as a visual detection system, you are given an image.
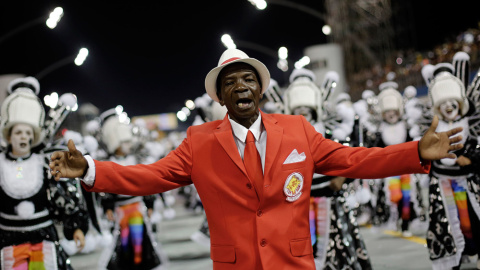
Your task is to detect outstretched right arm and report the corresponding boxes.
[51,132,194,196]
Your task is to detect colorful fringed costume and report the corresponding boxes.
[363,82,427,233]
[94,109,169,270]
[99,191,166,270]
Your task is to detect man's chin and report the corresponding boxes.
[230,109,259,122]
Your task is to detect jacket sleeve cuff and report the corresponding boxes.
[81,155,96,186]
[415,141,431,173]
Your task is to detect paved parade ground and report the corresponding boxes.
[69,192,478,270]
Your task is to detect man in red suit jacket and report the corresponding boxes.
[50,48,464,270]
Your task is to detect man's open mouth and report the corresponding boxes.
[20,143,27,148]
[236,98,253,109]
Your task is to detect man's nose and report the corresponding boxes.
[233,81,248,92]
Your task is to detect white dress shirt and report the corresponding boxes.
[82,113,267,186]
[228,113,267,172]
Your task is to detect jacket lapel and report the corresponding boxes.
[261,112,283,180]
[214,115,248,178]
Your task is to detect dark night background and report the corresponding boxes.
[0,0,478,118]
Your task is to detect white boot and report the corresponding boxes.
[401,230,413,237]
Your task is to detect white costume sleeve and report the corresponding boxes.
[82,155,96,186]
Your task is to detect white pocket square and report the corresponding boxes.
[283,149,306,164]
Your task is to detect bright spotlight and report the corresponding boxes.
[278,47,288,60]
[119,112,129,123]
[74,48,89,66]
[221,34,236,49]
[248,0,267,10]
[294,56,311,69]
[322,25,332,35]
[44,92,59,108]
[177,111,187,122]
[256,0,267,10]
[185,100,195,110]
[181,107,191,117]
[115,105,124,114]
[46,7,64,29]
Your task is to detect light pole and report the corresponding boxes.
[0,7,64,46]
[35,48,89,80]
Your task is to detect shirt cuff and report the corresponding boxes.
[82,155,96,186]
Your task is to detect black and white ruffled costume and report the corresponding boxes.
[0,151,89,270]
[417,54,480,269]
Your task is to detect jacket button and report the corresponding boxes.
[246,183,252,189]
[260,239,267,247]
[257,210,263,217]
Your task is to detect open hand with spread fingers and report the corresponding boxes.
[49,139,88,181]
[419,115,464,160]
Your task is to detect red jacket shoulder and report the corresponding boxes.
[189,120,222,130]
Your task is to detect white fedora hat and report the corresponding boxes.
[205,48,270,102]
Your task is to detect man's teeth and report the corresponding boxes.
[238,102,250,108]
